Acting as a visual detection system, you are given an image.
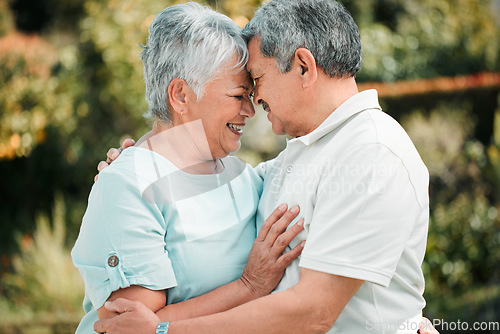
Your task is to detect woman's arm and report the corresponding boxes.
[156,205,304,321]
[94,204,304,333]
[97,285,165,320]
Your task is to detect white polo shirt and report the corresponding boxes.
[256,89,429,334]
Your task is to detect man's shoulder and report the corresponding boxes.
[333,109,419,157]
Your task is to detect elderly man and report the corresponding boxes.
[95,0,434,333]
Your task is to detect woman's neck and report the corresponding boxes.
[136,120,222,175]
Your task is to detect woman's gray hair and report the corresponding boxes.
[242,0,361,78]
[141,2,248,123]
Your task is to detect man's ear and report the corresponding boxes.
[168,78,190,117]
[293,48,318,88]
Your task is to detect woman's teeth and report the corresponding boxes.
[227,123,243,132]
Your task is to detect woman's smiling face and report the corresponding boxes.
[185,59,255,159]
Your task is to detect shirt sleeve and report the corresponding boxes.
[299,143,423,287]
[71,166,177,310]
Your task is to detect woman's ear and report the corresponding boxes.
[293,48,318,88]
[168,78,189,118]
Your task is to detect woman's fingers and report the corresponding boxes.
[240,205,304,296]
[270,218,304,259]
[256,203,288,242]
[262,205,300,248]
[277,239,306,269]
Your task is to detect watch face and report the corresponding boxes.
[156,322,170,334]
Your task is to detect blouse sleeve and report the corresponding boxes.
[71,166,177,310]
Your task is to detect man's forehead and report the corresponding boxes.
[246,38,263,76]
[245,59,257,78]
[246,66,255,77]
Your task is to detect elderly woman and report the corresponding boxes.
[71,3,304,333]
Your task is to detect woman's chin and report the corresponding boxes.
[216,142,241,158]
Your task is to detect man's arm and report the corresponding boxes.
[95,268,363,334]
[96,271,440,334]
[168,268,363,333]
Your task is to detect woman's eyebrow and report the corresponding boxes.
[231,85,250,91]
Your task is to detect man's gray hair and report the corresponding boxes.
[242,0,361,78]
[141,2,248,123]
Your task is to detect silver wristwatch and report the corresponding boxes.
[156,322,171,334]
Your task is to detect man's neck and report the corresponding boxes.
[299,75,358,137]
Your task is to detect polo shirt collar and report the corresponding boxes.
[292,89,382,146]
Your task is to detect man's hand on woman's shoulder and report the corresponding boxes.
[94,138,135,182]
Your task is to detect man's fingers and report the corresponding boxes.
[256,203,287,242]
[94,318,110,333]
[106,148,121,163]
[104,298,135,314]
[122,138,135,149]
[97,161,109,173]
[419,317,440,334]
[95,140,133,183]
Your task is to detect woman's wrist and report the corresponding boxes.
[156,321,171,334]
[239,273,269,300]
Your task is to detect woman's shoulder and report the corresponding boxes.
[101,147,177,181]
[96,148,137,182]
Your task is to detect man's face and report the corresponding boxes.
[246,38,304,137]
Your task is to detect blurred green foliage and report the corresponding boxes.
[0,194,84,331]
[402,102,500,325]
[0,0,499,332]
[353,0,500,81]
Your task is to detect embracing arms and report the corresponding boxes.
[91,138,304,327]
[95,268,439,334]
[95,203,304,325]
[154,204,305,322]
[95,268,362,334]
[165,268,363,334]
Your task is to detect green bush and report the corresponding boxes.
[401,103,500,326]
[0,194,84,323]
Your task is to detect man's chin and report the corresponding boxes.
[271,127,286,136]
[268,118,286,135]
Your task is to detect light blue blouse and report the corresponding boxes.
[72,147,263,333]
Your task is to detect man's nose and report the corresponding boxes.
[252,87,262,105]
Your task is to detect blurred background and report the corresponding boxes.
[0,0,499,333]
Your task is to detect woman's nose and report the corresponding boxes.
[241,98,255,118]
